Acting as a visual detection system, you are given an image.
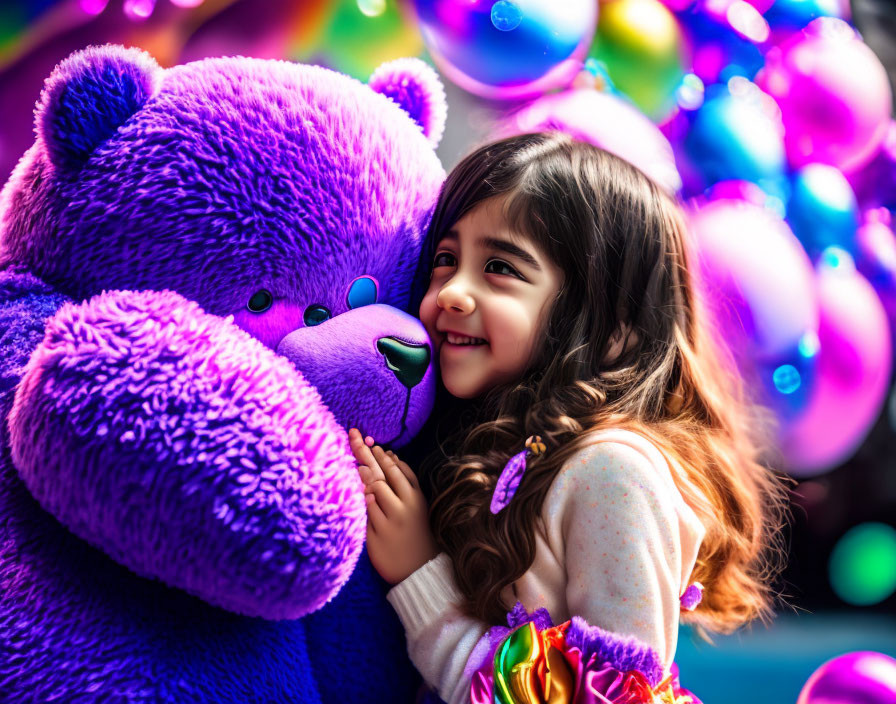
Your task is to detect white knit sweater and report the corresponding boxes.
[386,428,706,704]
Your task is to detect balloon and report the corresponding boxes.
[764,0,843,33]
[689,195,817,361]
[497,88,682,193]
[586,0,687,120]
[689,195,819,418]
[658,0,694,9]
[313,0,422,80]
[787,163,859,258]
[678,7,765,86]
[681,82,787,201]
[848,121,896,211]
[410,0,598,100]
[778,254,892,475]
[695,0,771,43]
[797,652,896,704]
[855,209,896,334]
[756,18,892,173]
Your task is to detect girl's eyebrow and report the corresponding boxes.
[441,229,543,271]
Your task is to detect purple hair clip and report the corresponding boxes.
[680,582,704,611]
[490,435,546,514]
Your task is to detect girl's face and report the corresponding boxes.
[419,196,564,399]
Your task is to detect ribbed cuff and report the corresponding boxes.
[387,553,463,638]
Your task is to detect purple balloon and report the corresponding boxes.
[855,209,896,333]
[797,651,896,704]
[848,121,896,211]
[496,88,681,192]
[779,258,892,475]
[756,18,892,173]
[689,195,818,362]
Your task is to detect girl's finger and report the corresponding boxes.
[372,445,414,503]
[365,473,402,518]
[387,451,420,489]
[349,428,385,483]
[365,492,388,533]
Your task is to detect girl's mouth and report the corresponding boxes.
[445,332,487,346]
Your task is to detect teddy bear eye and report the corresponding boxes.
[346,276,378,309]
[304,304,331,327]
[247,289,273,313]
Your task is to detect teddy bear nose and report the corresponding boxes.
[376,337,431,389]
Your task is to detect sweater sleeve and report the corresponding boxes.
[553,440,693,668]
[386,553,487,704]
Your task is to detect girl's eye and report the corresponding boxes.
[247,289,274,313]
[485,259,521,278]
[432,251,455,268]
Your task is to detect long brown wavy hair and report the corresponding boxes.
[420,132,789,635]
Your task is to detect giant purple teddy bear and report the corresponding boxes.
[0,45,446,702]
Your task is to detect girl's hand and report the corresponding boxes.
[348,428,439,585]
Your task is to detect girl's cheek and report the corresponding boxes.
[418,291,437,330]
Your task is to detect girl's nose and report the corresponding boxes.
[437,282,475,314]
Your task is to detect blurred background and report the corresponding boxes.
[1,1,895,701]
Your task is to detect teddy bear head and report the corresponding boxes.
[1,45,447,447]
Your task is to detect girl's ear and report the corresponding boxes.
[36,45,160,171]
[368,58,447,148]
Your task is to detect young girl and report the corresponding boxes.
[349,133,787,704]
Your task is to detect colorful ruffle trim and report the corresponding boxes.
[470,606,701,704]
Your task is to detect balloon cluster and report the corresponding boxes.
[408,0,894,477]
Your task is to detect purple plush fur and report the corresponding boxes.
[0,45,446,702]
[566,615,665,687]
[10,289,365,618]
[1,48,444,317]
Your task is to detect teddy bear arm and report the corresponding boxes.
[8,288,367,621]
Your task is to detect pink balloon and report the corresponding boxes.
[778,259,892,475]
[798,652,896,704]
[756,18,892,173]
[497,88,681,193]
[688,196,818,362]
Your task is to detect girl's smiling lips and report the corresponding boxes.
[437,328,489,349]
[437,327,487,340]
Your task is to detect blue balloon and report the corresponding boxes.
[764,0,843,32]
[682,83,788,201]
[787,164,859,257]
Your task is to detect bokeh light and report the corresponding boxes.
[829,523,896,606]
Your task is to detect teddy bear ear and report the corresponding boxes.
[36,45,161,171]
[368,58,447,148]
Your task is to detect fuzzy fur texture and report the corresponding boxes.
[10,289,365,619]
[566,616,664,687]
[0,45,446,703]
